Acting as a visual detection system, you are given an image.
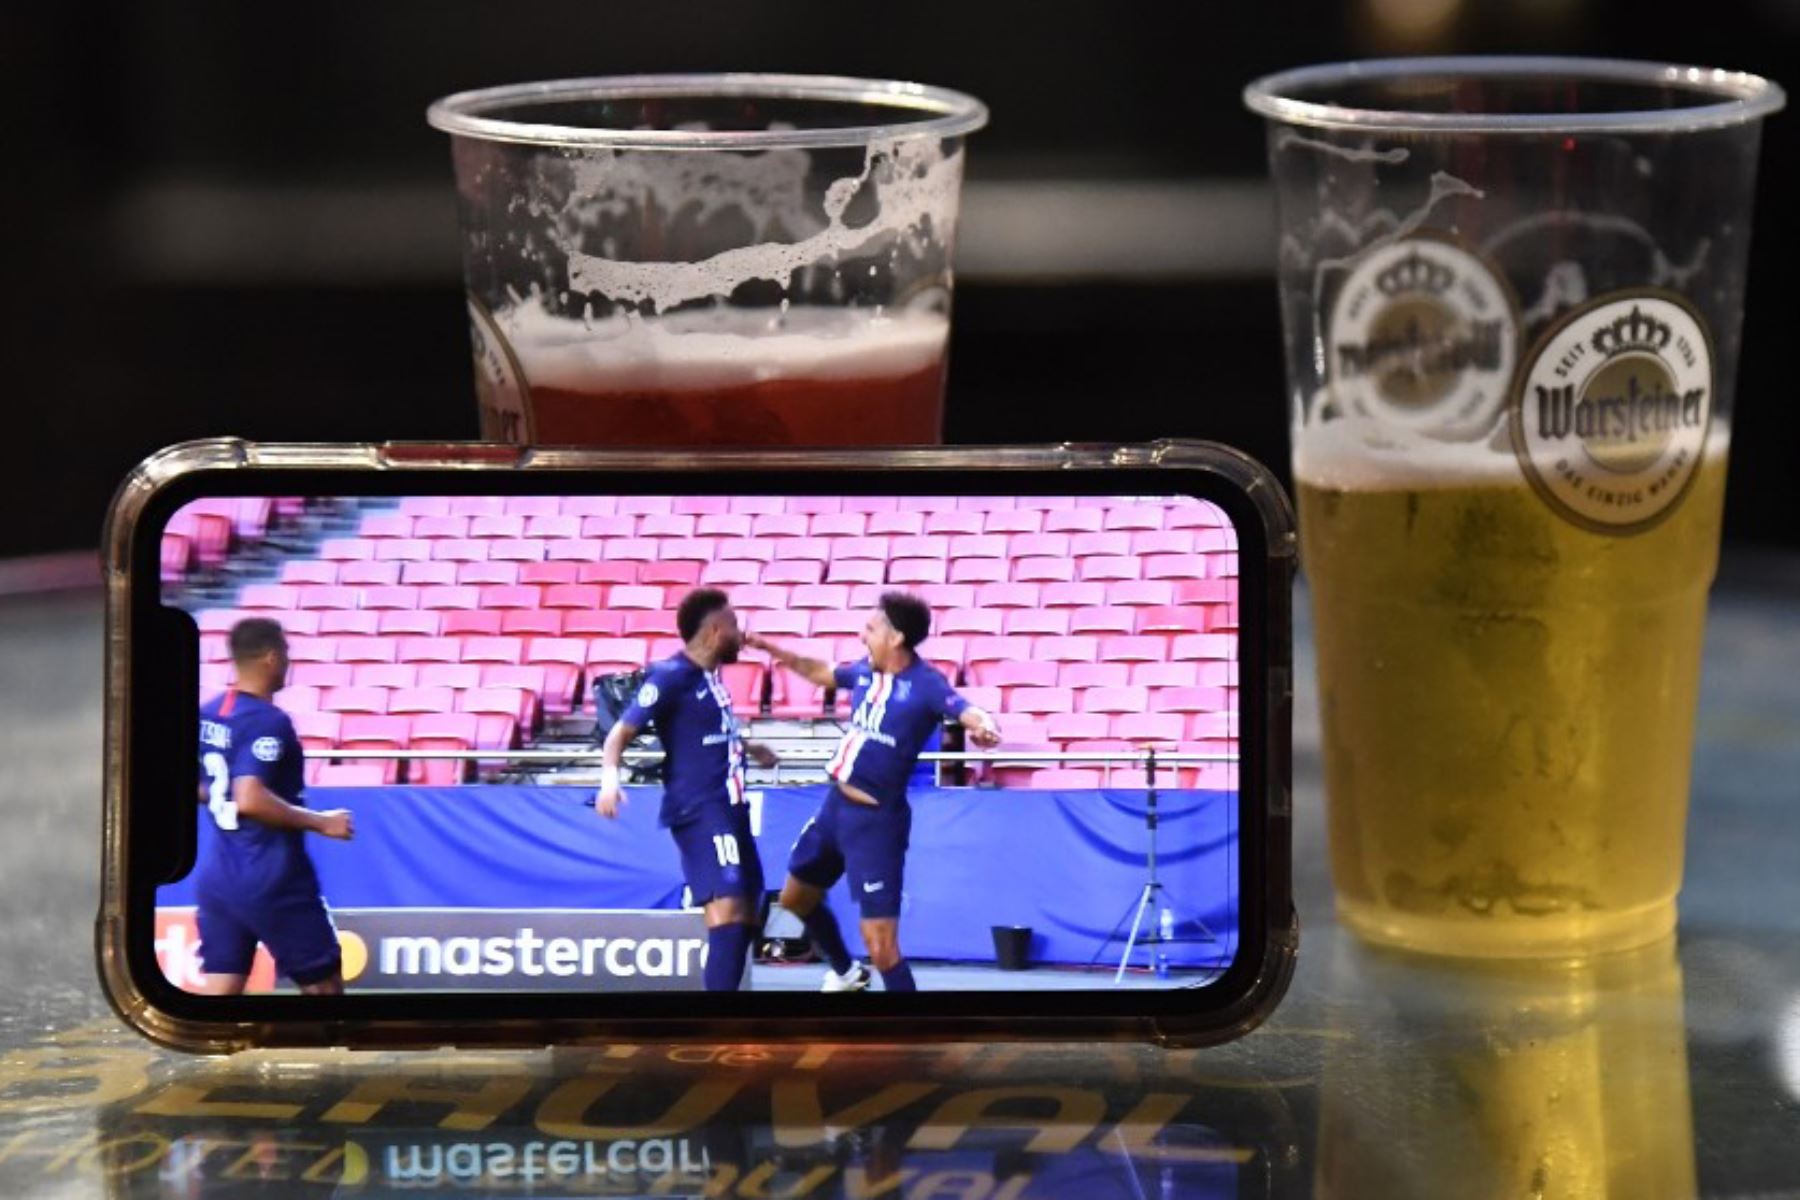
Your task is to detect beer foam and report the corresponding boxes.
[1293,411,1732,491]
[562,137,966,313]
[496,297,948,393]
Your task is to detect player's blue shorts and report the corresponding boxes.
[672,802,765,908]
[195,878,341,985]
[787,786,912,919]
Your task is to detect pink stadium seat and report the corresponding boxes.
[479,663,548,697]
[1174,579,1234,605]
[361,514,413,539]
[866,510,925,537]
[408,713,480,784]
[750,513,809,538]
[581,515,638,539]
[398,637,463,664]
[728,495,785,515]
[763,559,825,585]
[377,539,432,563]
[1013,557,1074,584]
[917,583,976,610]
[617,496,674,516]
[965,636,1035,674]
[830,536,889,563]
[521,561,582,586]
[339,561,402,588]
[159,531,188,579]
[897,496,956,512]
[1189,712,1237,740]
[283,613,320,636]
[974,659,1059,688]
[1003,609,1069,637]
[623,610,679,638]
[278,685,321,713]
[607,584,664,610]
[701,560,762,586]
[336,637,400,664]
[1005,687,1070,716]
[479,584,542,611]
[1060,661,1131,689]
[939,608,1002,637]
[1027,768,1105,789]
[1046,712,1109,742]
[506,497,562,519]
[318,539,374,563]
[674,496,730,516]
[1009,532,1072,559]
[890,559,947,585]
[502,609,564,637]
[1143,553,1209,581]
[1043,508,1104,534]
[388,686,455,715]
[1068,607,1135,636]
[524,515,581,540]
[1157,686,1232,713]
[291,711,340,753]
[472,549,533,572]
[199,663,234,695]
[586,638,651,673]
[1137,606,1208,635]
[311,763,391,787]
[459,686,534,731]
[844,496,900,514]
[1132,530,1197,556]
[731,584,789,610]
[942,534,1001,562]
[1110,579,1177,607]
[578,561,642,586]
[789,583,849,610]
[359,585,419,611]
[640,561,706,587]
[196,609,243,635]
[923,510,984,537]
[239,584,297,610]
[766,638,836,716]
[698,513,753,538]
[1171,634,1236,662]
[1098,635,1168,663]
[470,515,526,540]
[808,608,866,637]
[826,559,885,586]
[958,685,1004,713]
[441,610,503,637]
[321,686,388,715]
[975,582,1039,610]
[415,515,470,540]
[398,497,451,519]
[272,497,307,520]
[924,636,967,681]
[893,535,949,561]
[1113,712,1186,745]
[720,663,766,714]
[281,561,337,586]
[290,663,353,689]
[563,497,619,518]
[319,610,380,637]
[810,512,866,538]
[983,509,1043,535]
[1033,635,1101,664]
[461,637,524,665]
[948,558,1008,584]
[1209,552,1240,579]
[744,609,808,638]
[1078,556,1139,582]
[450,498,506,519]
[1166,504,1226,530]
[399,561,455,586]
[285,634,335,662]
[1083,685,1149,714]
[1132,661,1201,689]
[1103,504,1167,532]
[788,496,842,515]
[958,496,1017,513]
[563,610,625,637]
[1200,661,1239,687]
[297,585,358,611]
[418,662,482,690]
[716,538,775,564]
[420,586,481,610]
[603,538,659,562]
[525,639,588,714]
[832,636,868,666]
[848,584,886,608]
[656,539,717,564]
[353,663,418,690]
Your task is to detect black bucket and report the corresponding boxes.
[991,925,1034,971]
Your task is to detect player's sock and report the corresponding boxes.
[801,906,853,977]
[704,923,752,992]
[879,959,917,993]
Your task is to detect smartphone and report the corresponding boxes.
[100,439,1295,1051]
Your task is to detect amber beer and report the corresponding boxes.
[1298,438,1728,956]
[475,295,950,447]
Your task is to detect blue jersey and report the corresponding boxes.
[621,652,746,828]
[826,656,968,807]
[196,690,317,898]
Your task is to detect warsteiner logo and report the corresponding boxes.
[1328,235,1519,438]
[1510,291,1714,535]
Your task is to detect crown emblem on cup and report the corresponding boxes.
[1590,305,1673,357]
[1374,249,1456,297]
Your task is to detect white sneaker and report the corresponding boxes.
[821,962,872,993]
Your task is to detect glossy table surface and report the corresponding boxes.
[1,562,1795,1199]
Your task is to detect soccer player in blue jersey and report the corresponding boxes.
[595,588,779,992]
[748,592,1001,993]
[195,618,354,996]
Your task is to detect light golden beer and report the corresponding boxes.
[1298,439,1728,956]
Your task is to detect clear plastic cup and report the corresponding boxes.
[1245,58,1784,956]
[428,74,987,447]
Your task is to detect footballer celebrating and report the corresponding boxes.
[195,618,354,995]
[595,588,778,991]
[749,592,1000,992]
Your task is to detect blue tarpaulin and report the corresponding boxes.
[161,785,1238,968]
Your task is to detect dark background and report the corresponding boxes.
[5,1,1796,557]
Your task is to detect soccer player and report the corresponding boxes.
[195,618,354,996]
[748,592,1001,993]
[594,588,778,992]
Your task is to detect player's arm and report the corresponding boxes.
[942,686,1001,748]
[743,739,779,768]
[595,717,640,819]
[743,633,835,689]
[233,777,354,839]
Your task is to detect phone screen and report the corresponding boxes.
[156,491,1242,997]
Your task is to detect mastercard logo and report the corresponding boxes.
[338,930,370,983]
